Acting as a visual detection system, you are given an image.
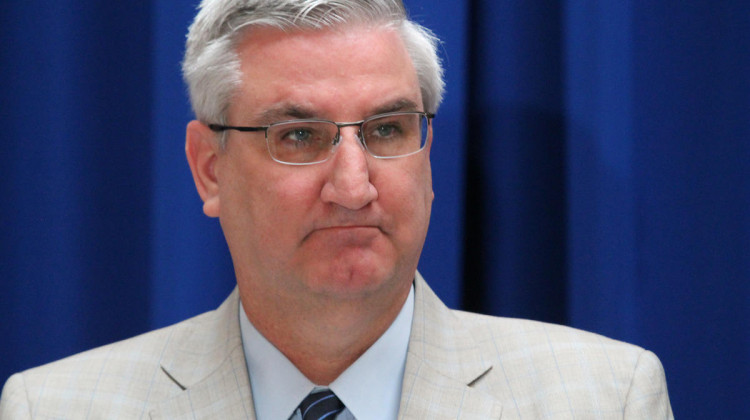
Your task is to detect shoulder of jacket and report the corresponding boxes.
[16,304,223,381]
[449,308,646,359]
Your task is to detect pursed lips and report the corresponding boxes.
[303,221,385,243]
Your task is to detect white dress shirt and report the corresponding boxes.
[239,285,414,420]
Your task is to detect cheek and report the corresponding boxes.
[376,159,433,235]
[219,161,327,273]
[263,181,318,227]
[222,148,320,208]
[247,168,326,240]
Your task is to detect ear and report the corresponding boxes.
[186,120,221,218]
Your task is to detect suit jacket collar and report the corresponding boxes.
[398,273,503,418]
[151,287,257,419]
[150,274,502,419]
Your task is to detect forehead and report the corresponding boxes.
[231,25,422,120]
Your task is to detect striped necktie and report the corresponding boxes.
[298,389,345,420]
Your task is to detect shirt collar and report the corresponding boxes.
[240,285,414,420]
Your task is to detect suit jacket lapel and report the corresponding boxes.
[399,274,503,419]
[147,277,502,418]
[150,288,256,419]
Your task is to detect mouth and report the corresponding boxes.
[303,225,383,244]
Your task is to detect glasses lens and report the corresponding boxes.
[266,121,337,164]
[362,113,428,158]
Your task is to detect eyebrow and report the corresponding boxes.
[255,104,317,124]
[371,98,421,115]
[251,98,422,124]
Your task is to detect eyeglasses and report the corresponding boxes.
[208,111,434,165]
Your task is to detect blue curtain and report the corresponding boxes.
[1,1,748,418]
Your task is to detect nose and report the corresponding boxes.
[320,127,378,210]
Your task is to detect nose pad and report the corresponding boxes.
[332,128,366,153]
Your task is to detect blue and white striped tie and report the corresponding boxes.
[299,389,345,420]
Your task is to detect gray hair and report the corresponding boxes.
[182,0,444,132]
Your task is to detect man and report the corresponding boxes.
[0,0,673,418]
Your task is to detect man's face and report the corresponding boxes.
[193,25,433,306]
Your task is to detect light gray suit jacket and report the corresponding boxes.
[0,274,673,419]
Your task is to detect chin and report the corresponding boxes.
[306,261,395,298]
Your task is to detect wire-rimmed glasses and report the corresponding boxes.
[208,111,434,165]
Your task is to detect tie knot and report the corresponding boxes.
[299,389,345,420]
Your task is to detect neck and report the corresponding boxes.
[240,280,411,385]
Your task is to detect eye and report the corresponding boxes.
[283,127,314,144]
[274,124,329,150]
[375,123,398,137]
[368,120,404,142]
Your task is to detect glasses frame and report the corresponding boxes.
[208,111,435,165]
